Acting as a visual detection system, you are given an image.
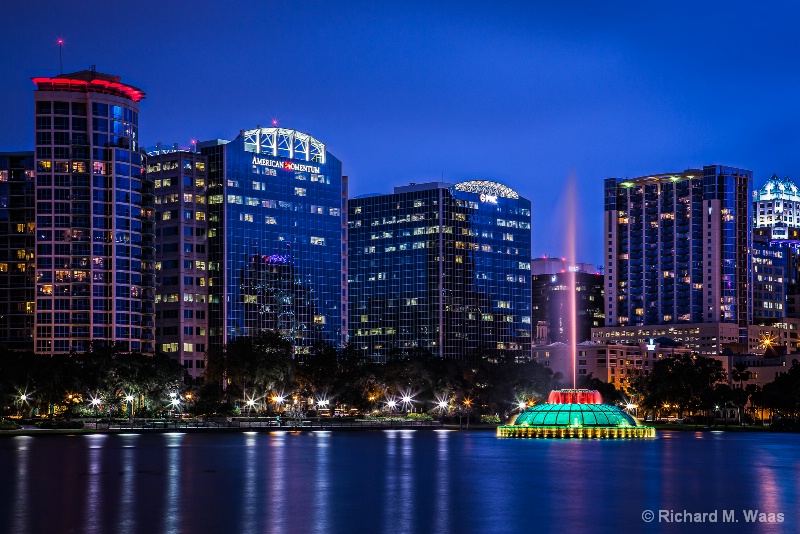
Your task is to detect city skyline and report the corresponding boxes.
[3,2,800,265]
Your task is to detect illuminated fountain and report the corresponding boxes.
[498,178,654,439]
[497,389,655,439]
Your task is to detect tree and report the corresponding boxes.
[224,331,294,400]
[640,353,726,419]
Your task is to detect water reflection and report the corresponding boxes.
[314,431,331,532]
[163,433,183,534]
[2,430,799,533]
[434,430,450,534]
[119,434,138,534]
[398,430,414,534]
[11,436,31,534]
[268,432,286,534]
[84,434,107,534]
[242,433,258,533]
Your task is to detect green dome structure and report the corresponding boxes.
[497,389,655,439]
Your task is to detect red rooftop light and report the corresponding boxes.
[32,76,146,102]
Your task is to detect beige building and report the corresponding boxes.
[590,322,740,355]
[531,341,691,390]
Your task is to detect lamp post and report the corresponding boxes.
[170,398,181,427]
[18,393,31,419]
[89,397,102,429]
[271,395,285,425]
[184,392,193,420]
[124,395,135,428]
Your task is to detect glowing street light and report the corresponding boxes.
[399,391,415,412]
[88,396,102,428]
[124,394,135,426]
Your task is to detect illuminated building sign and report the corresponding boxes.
[252,156,320,174]
[479,193,498,204]
[646,338,656,351]
[568,266,580,272]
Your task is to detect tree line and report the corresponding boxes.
[3,333,800,426]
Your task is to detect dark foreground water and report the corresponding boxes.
[0,430,798,534]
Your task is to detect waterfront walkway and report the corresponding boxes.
[1,417,457,435]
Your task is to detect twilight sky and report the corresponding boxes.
[2,1,800,265]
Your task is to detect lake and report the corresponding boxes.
[0,430,797,534]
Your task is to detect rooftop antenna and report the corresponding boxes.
[57,39,63,74]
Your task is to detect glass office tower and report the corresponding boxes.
[348,181,532,361]
[604,165,752,333]
[199,127,347,355]
[32,70,155,354]
[751,173,800,321]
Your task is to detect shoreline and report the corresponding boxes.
[2,423,793,438]
[0,421,500,437]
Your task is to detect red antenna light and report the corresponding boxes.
[57,38,64,74]
[271,118,279,126]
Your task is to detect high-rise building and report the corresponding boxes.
[348,181,532,361]
[603,165,752,335]
[31,69,155,354]
[0,151,35,351]
[147,145,209,380]
[191,127,347,356]
[530,257,604,345]
[751,174,800,320]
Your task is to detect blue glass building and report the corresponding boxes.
[348,181,531,361]
[199,128,346,355]
[604,165,752,333]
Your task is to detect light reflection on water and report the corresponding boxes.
[0,430,799,534]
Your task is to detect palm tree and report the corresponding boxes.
[731,362,751,424]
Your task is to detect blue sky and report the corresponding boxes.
[2,1,800,264]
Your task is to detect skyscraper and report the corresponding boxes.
[530,257,604,345]
[148,146,209,380]
[752,174,800,320]
[196,127,347,356]
[348,181,532,361]
[0,151,35,351]
[32,69,155,354]
[603,165,752,334]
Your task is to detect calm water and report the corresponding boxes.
[0,430,798,534]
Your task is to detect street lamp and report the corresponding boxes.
[184,392,193,418]
[89,396,102,428]
[124,394,135,427]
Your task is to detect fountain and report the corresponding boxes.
[497,177,654,439]
[497,388,655,439]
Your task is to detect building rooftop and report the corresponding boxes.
[32,69,145,102]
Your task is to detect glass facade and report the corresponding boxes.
[0,152,35,351]
[604,165,752,332]
[200,128,346,354]
[751,174,800,322]
[32,71,155,354]
[531,270,604,345]
[348,181,531,361]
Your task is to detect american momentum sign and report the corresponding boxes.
[252,156,320,174]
